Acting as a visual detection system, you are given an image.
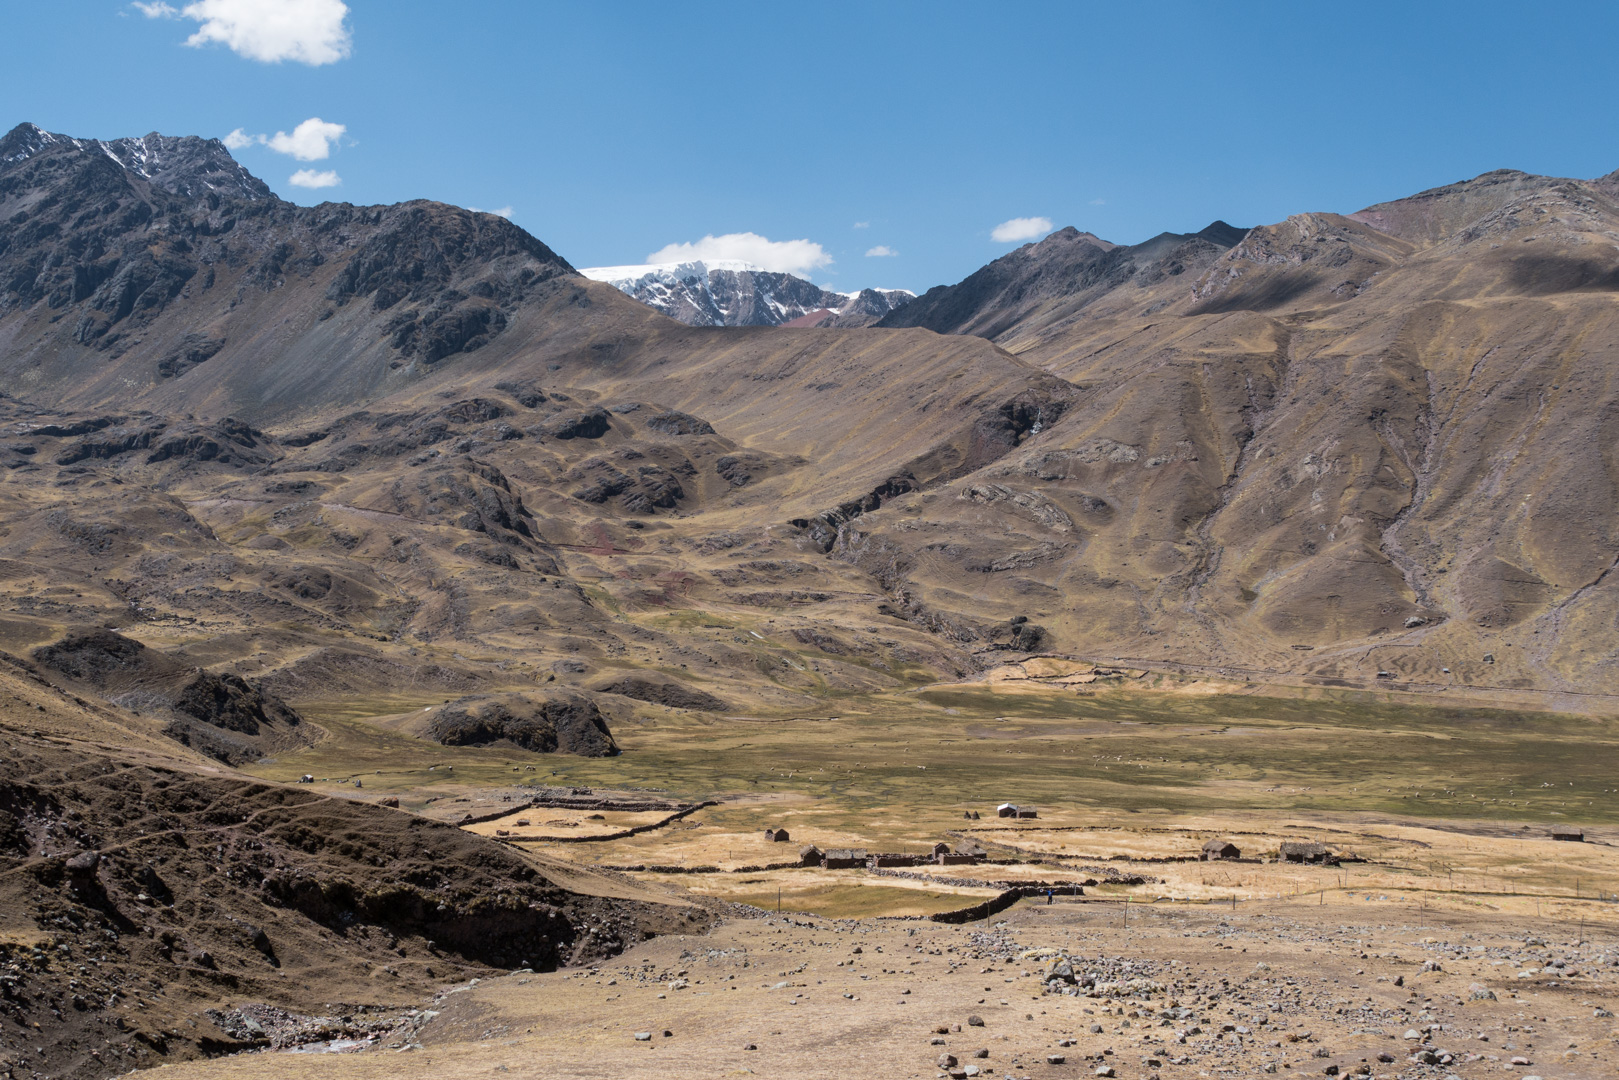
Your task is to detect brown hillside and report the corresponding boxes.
[5,122,1619,731]
[851,168,1619,695]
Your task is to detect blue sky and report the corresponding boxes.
[4,1,1616,293]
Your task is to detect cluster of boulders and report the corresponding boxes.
[1037,951,1166,999]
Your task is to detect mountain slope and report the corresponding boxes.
[0,655,691,1080]
[846,167,1619,695]
[0,122,1071,740]
[0,122,579,421]
[7,121,1619,716]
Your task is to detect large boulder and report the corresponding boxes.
[427,693,619,756]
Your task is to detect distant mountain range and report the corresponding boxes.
[5,118,1619,711]
[580,260,913,327]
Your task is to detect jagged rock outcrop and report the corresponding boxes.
[427,693,619,756]
[30,628,309,765]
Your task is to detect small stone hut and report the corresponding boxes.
[798,844,823,867]
[763,827,790,842]
[938,852,979,866]
[1549,825,1585,842]
[1279,841,1330,864]
[932,842,951,856]
[1015,806,1038,819]
[1202,839,1240,861]
[822,848,867,869]
[997,803,1018,818]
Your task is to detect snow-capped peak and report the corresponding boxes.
[581,260,762,284]
[580,261,914,328]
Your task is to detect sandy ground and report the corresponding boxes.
[147,897,1619,1080]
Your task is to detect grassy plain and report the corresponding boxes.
[241,678,1619,923]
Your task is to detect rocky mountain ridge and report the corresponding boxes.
[0,122,577,418]
[875,221,1248,342]
[0,122,271,202]
[4,121,1619,716]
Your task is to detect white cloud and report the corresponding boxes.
[470,206,515,219]
[220,117,345,160]
[288,168,340,189]
[853,221,869,229]
[865,245,898,257]
[267,117,345,160]
[645,232,832,276]
[1090,198,1107,206]
[137,0,353,65]
[991,216,1053,243]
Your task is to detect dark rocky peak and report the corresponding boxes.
[325,200,574,311]
[1027,226,1116,255]
[101,131,271,202]
[878,219,1250,340]
[0,122,270,202]
[1120,221,1249,258]
[875,225,1124,336]
[1195,220,1249,247]
[0,121,62,165]
[0,124,578,383]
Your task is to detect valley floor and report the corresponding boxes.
[132,681,1619,1080]
[148,899,1619,1080]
